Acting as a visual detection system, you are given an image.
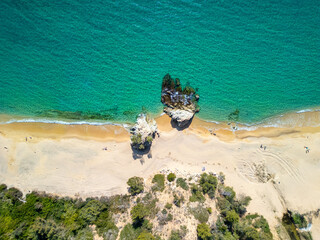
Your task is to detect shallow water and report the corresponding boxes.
[0,0,319,124]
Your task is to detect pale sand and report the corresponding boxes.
[1,113,320,237]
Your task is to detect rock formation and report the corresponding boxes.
[130,114,158,150]
[161,74,200,128]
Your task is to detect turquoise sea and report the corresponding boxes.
[0,0,319,125]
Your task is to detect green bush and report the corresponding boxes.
[217,197,232,212]
[169,225,188,240]
[189,184,205,203]
[176,178,189,190]
[79,199,104,223]
[152,174,165,192]
[26,218,68,240]
[190,205,209,223]
[167,173,176,182]
[173,194,184,207]
[165,203,172,209]
[0,184,7,192]
[120,224,139,240]
[131,203,149,225]
[127,177,144,196]
[221,186,236,202]
[199,173,217,199]
[197,223,212,240]
[225,210,240,226]
[136,232,156,240]
[5,187,23,203]
[292,213,307,229]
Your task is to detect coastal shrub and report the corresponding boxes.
[217,197,232,212]
[221,186,236,202]
[120,224,139,240]
[158,212,173,225]
[0,184,7,192]
[165,203,172,209]
[130,198,159,227]
[173,194,184,207]
[218,172,225,184]
[131,203,149,225]
[292,212,307,229]
[176,178,189,190]
[232,214,273,240]
[189,184,205,203]
[127,177,144,196]
[106,195,131,214]
[5,187,23,203]
[199,173,218,199]
[26,218,68,239]
[189,205,209,223]
[231,198,251,217]
[136,232,156,240]
[167,173,176,182]
[79,199,104,223]
[169,225,188,240]
[225,210,240,227]
[0,185,122,239]
[197,223,212,240]
[95,210,119,239]
[74,227,95,240]
[151,174,165,192]
[282,213,300,240]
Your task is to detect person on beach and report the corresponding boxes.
[304,146,310,153]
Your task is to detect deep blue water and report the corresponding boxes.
[0,0,319,124]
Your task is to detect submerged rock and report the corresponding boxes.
[130,114,158,150]
[161,74,199,128]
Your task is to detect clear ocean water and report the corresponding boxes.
[0,0,319,124]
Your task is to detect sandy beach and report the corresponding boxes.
[1,113,320,237]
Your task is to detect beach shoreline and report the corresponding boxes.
[1,110,320,237]
[1,108,320,142]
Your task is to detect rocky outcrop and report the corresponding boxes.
[161,74,199,128]
[163,108,194,128]
[130,114,158,150]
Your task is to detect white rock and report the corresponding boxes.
[164,108,194,127]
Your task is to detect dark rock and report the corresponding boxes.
[161,74,200,128]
